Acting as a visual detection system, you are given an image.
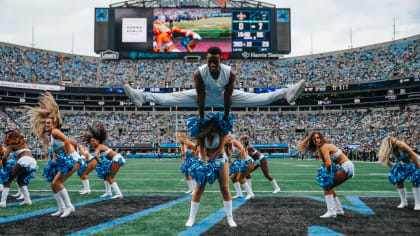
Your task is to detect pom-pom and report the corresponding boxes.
[188,159,207,186]
[316,164,339,190]
[42,160,58,183]
[229,159,242,176]
[408,167,420,187]
[187,111,235,137]
[95,158,112,180]
[388,162,413,185]
[56,150,76,176]
[77,160,87,176]
[0,159,16,184]
[23,173,35,185]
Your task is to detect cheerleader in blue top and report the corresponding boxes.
[73,142,96,195]
[185,112,237,228]
[82,121,125,199]
[226,135,254,200]
[378,136,420,210]
[0,130,37,207]
[25,92,82,218]
[298,132,355,218]
[178,133,197,195]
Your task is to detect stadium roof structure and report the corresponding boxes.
[109,0,276,9]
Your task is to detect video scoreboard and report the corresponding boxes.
[94,7,290,59]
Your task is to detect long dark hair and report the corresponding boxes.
[193,120,224,150]
[297,132,330,153]
[81,121,108,144]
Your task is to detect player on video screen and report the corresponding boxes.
[153,15,180,52]
[171,26,202,52]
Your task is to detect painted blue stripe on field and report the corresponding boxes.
[308,226,345,236]
[178,198,248,236]
[305,196,375,215]
[67,196,191,236]
[0,196,111,224]
[6,195,55,207]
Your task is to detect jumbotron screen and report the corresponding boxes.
[94,7,290,59]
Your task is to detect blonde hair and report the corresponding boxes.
[378,136,393,166]
[25,92,62,146]
[178,133,187,144]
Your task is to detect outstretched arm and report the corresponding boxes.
[223,70,235,121]
[194,71,206,119]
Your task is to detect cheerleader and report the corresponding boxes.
[25,92,82,217]
[226,135,254,199]
[81,121,124,199]
[178,133,196,195]
[0,142,6,192]
[298,132,355,218]
[0,130,37,207]
[241,136,281,194]
[378,136,420,210]
[185,112,237,227]
[74,142,95,195]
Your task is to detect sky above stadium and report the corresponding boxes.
[0,0,419,57]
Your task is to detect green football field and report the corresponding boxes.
[0,158,414,235]
[171,17,232,38]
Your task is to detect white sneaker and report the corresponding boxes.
[245,193,255,200]
[51,209,63,216]
[227,216,237,227]
[124,84,145,107]
[273,188,281,194]
[0,202,6,208]
[336,209,344,216]
[111,194,123,199]
[185,217,195,227]
[17,195,24,200]
[232,194,243,199]
[80,190,91,195]
[19,200,32,206]
[12,192,21,198]
[100,193,112,198]
[397,201,408,208]
[320,211,337,218]
[60,208,73,218]
[285,79,306,103]
[185,190,192,194]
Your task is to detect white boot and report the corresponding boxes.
[320,194,336,218]
[232,182,243,199]
[246,179,252,190]
[185,180,192,194]
[19,186,32,206]
[285,79,306,103]
[334,196,344,216]
[80,180,91,194]
[16,183,24,200]
[0,187,9,207]
[100,181,112,197]
[223,200,237,227]
[397,187,408,208]
[186,201,200,227]
[242,182,254,200]
[111,182,123,199]
[58,188,75,218]
[51,193,65,216]
[124,84,145,107]
[189,180,196,195]
[12,182,21,198]
[413,187,420,210]
[271,179,281,193]
[0,184,3,192]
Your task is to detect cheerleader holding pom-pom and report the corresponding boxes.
[25,92,82,218]
[378,136,420,210]
[81,121,125,199]
[178,133,197,195]
[185,112,237,228]
[72,142,96,195]
[298,132,355,218]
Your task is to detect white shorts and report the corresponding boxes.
[17,156,37,171]
[339,160,355,178]
[112,154,126,165]
[69,152,82,162]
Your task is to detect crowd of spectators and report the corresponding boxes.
[0,37,418,88]
[1,108,419,162]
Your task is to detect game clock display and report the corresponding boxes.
[232,10,271,52]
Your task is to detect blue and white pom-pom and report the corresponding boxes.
[187,111,235,137]
[56,150,76,176]
[239,159,250,172]
[0,159,16,184]
[205,160,221,184]
[188,159,207,186]
[388,162,413,185]
[77,160,87,176]
[42,160,58,183]
[408,167,420,187]
[316,164,339,190]
[23,173,35,185]
[229,159,242,176]
[95,158,112,180]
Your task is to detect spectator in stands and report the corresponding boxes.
[297,132,355,218]
[82,121,125,199]
[25,92,82,218]
[241,135,281,194]
[124,46,306,120]
[178,133,197,195]
[378,136,420,210]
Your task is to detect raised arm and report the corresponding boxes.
[194,70,206,119]
[223,70,235,121]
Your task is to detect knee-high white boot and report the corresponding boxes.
[19,186,32,206]
[0,187,9,207]
[242,182,254,200]
[51,193,65,216]
[413,187,420,210]
[320,194,336,218]
[334,196,344,215]
[100,181,112,197]
[58,188,75,218]
[271,179,281,193]
[397,187,408,208]
[111,182,123,199]
[80,179,91,194]
[223,200,237,227]
[232,182,243,199]
[186,201,200,227]
[15,182,24,200]
[246,178,252,190]
[189,180,196,195]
